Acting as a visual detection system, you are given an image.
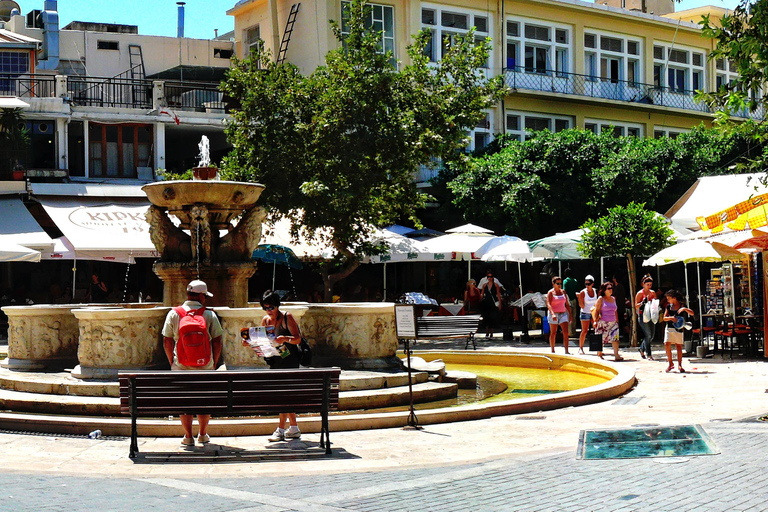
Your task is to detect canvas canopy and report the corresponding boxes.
[0,197,54,251]
[38,198,159,264]
[665,173,768,231]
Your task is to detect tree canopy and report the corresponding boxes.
[699,0,768,173]
[220,0,506,298]
[578,202,676,345]
[440,126,757,239]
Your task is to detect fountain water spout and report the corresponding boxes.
[193,135,219,180]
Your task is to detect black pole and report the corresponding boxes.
[403,338,421,429]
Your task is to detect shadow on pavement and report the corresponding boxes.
[131,440,359,464]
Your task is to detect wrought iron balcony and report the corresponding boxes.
[503,66,764,121]
[0,73,55,98]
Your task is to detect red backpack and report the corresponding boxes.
[173,306,212,367]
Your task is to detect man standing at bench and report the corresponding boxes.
[162,280,223,446]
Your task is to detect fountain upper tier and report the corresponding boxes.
[142,180,265,230]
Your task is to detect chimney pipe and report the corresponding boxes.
[177,2,185,38]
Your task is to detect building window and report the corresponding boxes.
[343,2,395,58]
[507,16,570,74]
[653,43,706,93]
[653,126,690,139]
[96,41,119,51]
[0,51,30,93]
[585,119,643,137]
[471,111,493,150]
[244,25,262,55]
[213,48,233,59]
[584,31,642,84]
[506,110,572,140]
[89,123,152,179]
[423,4,491,67]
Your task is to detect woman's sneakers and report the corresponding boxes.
[268,426,301,442]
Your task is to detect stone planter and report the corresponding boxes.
[2,305,80,371]
[216,305,308,369]
[71,306,171,379]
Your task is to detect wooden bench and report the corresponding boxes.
[414,315,482,349]
[118,368,341,458]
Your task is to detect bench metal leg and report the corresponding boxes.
[321,375,332,455]
[465,333,476,350]
[129,378,139,458]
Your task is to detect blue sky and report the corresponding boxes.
[19,0,743,40]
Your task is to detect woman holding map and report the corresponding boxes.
[255,290,303,442]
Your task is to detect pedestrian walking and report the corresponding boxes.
[662,289,694,373]
[635,274,657,360]
[479,272,502,338]
[546,276,572,354]
[592,281,623,361]
[563,269,580,338]
[577,274,598,354]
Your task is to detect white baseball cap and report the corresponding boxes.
[585,275,595,282]
[187,280,213,297]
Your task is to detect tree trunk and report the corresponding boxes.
[626,253,638,347]
[320,258,361,302]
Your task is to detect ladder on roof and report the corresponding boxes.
[276,3,300,65]
[128,44,148,107]
[128,45,146,81]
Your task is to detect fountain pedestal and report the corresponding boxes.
[154,262,255,308]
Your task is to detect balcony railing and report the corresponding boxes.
[164,81,225,112]
[504,66,765,121]
[0,73,56,98]
[68,76,154,109]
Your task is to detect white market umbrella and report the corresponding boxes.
[644,239,747,326]
[475,235,537,312]
[642,239,746,266]
[421,231,495,280]
[529,228,587,260]
[0,241,41,263]
[445,223,494,234]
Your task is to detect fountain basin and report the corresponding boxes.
[2,305,81,371]
[216,305,308,369]
[142,180,265,230]
[300,303,399,369]
[71,306,171,380]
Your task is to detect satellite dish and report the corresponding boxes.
[0,1,21,22]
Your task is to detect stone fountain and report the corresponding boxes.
[1,137,401,378]
[143,135,265,308]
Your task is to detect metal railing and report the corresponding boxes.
[164,81,225,112]
[503,66,765,120]
[0,73,55,98]
[68,75,153,109]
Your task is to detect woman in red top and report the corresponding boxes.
[464,279,481,314]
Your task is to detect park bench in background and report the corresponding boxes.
[414,315,482,349]
[118,368,340,458]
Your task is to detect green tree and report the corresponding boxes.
[578,202,676,346]
[221,0,506,300]
[441,126,756,239]
[699,1,768,173]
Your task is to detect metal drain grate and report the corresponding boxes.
[0,428,127,441]
[577,424,719,460]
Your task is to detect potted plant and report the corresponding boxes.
[0,108,29,180]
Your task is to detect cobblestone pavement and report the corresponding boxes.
[4,419,768,511]
[3,338,768,511]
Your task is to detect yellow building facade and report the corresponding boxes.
[228,0,747,164]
